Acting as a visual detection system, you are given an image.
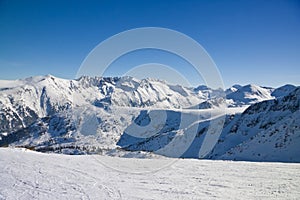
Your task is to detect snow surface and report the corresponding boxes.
[1,148,300,200]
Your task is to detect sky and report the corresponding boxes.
[0,0,300,88]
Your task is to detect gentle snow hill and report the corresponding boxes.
[1,147,300,200]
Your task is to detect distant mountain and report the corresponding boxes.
[193,84,275,109]
[271,84,297,98]
[118,86,300,162]
[0,75,221,153]
[0,75,299,162]
[195,97,226,109]
[209,87,300,162]
[0,75,215,135]
[226,84,274,106]
[225,84,242,95]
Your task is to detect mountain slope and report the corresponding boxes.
[208,87,300,162]
[0,75,217,136]
[112,87,300,162]
[0,75,299,162]
[226,84,274,106]
[271,84,297,98]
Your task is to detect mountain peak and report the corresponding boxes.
[0,75,299,162]
[226,84,274,105]
[271,84,297,98]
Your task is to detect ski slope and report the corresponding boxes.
[0,148,299,200]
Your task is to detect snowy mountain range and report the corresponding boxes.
[0,75,299,162]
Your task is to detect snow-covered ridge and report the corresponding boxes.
[0,75,299,162]
[226,84,274,106]
[0,74,274,136]
[208,87,300,162]
[0,75,222,134]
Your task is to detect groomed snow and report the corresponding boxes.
[0,148,299,199]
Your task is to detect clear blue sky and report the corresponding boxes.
[0,0,299,88]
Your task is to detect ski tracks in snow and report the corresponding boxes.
[1,148,300,199]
